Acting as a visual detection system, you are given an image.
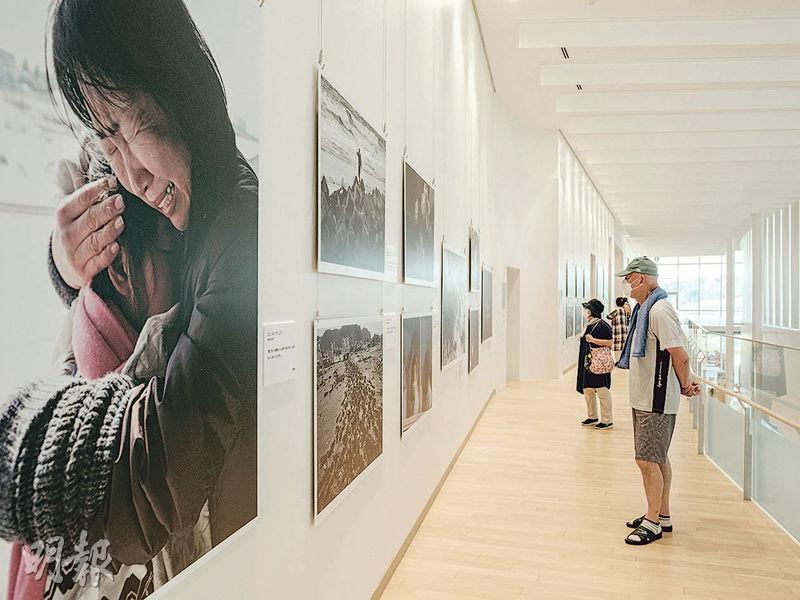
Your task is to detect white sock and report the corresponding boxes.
[659,515,672,528]
[640,518,662,535]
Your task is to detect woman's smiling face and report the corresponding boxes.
[90,89,192,231]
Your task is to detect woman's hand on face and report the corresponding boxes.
[53,176,125,289]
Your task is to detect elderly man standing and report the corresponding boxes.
[615,257,701,546]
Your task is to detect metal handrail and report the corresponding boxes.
[693,374,800,432]
[686,318,800,352]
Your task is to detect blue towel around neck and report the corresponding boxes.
[616,287,668,370]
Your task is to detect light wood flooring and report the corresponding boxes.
[380,372,800,600]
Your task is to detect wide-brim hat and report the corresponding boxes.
[582,299,605,316]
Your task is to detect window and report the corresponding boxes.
[655,255,727,326]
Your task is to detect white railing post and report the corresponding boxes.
[743,404,755,501]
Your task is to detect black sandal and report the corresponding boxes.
[625,523,662,546]
[626,515,672,533]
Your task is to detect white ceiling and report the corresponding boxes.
[474,0,800,256]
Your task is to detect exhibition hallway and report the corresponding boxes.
[379,373,800,600]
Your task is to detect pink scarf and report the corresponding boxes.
[72,285,138,380]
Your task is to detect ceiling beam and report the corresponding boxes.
[567,111,800,134]
[541,58,800,86]
[582,146,800,165]
[569,130,800,150]
[590,160,800,176]
[556,89,800,115]
[520,17,800,49]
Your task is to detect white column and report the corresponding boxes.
[792,202,800,330]
[725,237,736,386]
[751,212,764,342]
[781,208,791,327]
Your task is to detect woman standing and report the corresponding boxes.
[577,299,614,430]
[607,297,631,363]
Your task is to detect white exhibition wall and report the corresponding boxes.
[156,1,591,598]
[258,1,507,599]
[558,136,633,373]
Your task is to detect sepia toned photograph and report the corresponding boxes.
[315,316,384,518]
[403,161,435,286]
[402,313,434,433]
[469,308,480,372]
[318,74,386,280]
[469,225,481,292]
[481,268,493,342]
[441,245,468,369]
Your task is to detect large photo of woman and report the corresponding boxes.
[0,1,259,598]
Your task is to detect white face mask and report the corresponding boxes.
[584,310,593,321]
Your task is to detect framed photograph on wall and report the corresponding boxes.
[441,245,468,369]
[469,308,480,372]
[469,225,480,292]
[565,301,575,339]
[317,73,386,280]
[314,316,384,520]
[481,268,493,342]
[402,313,434,433]
[403,161,435,286]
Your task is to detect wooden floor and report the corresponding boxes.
[380,372,800,600]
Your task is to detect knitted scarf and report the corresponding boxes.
[617,287,668,370]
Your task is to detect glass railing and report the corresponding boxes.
[682,318,800,543]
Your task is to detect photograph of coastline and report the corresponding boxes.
[402,313,433,433]
[441,246,468,368]
[403,161,435,286]
[318,74,386,280]
[315,317,384,517]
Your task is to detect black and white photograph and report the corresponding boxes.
[315,316,384,518]
[469,225,481,292]
[0,0,259,596]
[568,262,577,299]
[481,268,493,342]
[403,161,435,286]
[584,267,591,301]
[565,302,575,339]
[441,245,468,369]
[469,308,480,372]
[402,313,434,433]
[318,74,386,280]
[573,303,583,337]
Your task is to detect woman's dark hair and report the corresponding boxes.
[93,184,177,329]
[47,0,239,227]
[616,297,627,307]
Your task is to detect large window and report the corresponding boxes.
[654,255,742,326]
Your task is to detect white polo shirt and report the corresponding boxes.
[629,299,685,415]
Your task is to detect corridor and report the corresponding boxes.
[380,373,800,600]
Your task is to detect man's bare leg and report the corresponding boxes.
[659,458,672,517]
[636,459,663,523]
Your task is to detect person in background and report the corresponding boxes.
[607,297,630,363]
[615,257,701,546]
[577,299,614,430]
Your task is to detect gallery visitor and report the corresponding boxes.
[607,296,630,362]
[576,298,614,430]
[0,0,258,593]
[615,257,701,546]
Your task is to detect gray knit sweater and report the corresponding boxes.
[0,373,132,549]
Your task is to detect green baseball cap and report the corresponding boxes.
[616,256,658,277]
